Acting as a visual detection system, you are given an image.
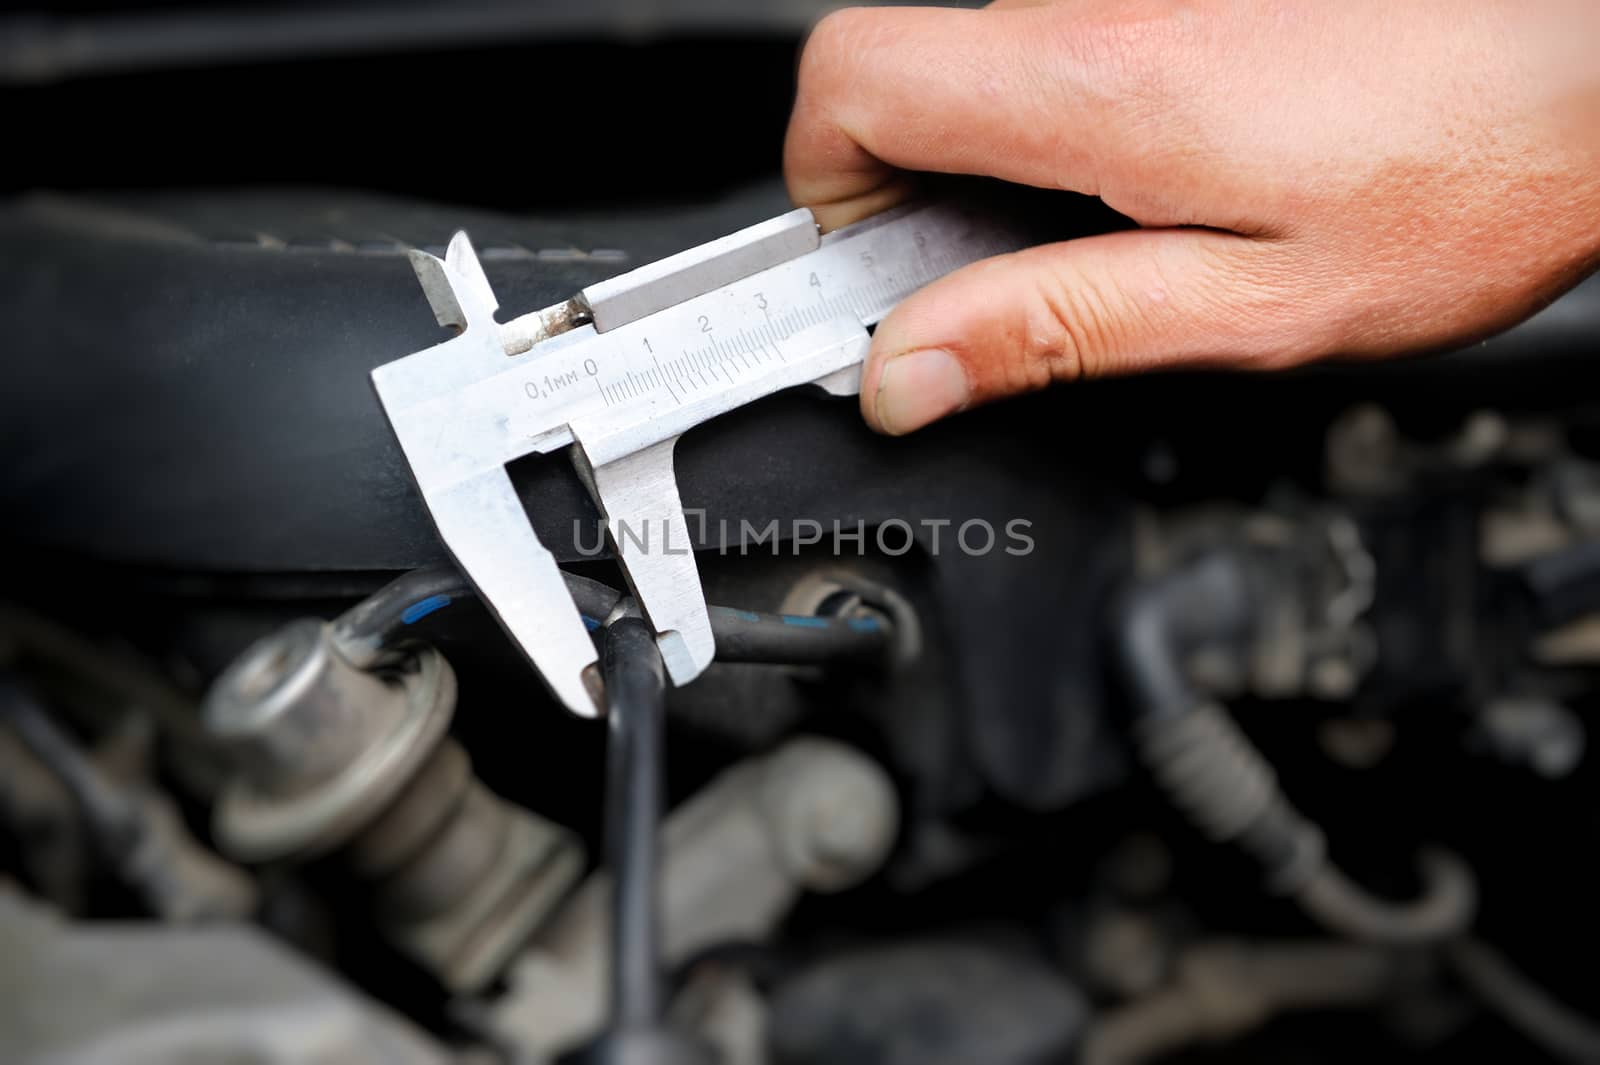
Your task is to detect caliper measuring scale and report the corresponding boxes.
[372,200,1031,716]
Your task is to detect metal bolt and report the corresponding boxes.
[204,619,406,798]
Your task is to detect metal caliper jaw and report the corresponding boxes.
[567,318,865,687]
[371,222,868,717]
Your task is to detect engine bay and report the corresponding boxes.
[5,6,1600,1063]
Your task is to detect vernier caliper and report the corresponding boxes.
[371,201,1029,717]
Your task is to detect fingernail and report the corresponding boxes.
[873,348,969,435]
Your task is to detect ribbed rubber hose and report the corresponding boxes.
[1136,702,1476,945]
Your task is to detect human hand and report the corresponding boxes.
[784,0,1600,434]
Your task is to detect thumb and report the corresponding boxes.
[862,228,1308,434]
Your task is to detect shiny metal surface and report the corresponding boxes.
[372,202,1027,715]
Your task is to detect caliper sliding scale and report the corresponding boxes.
[372,201,1029,716]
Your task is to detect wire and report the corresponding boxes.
[1448,938,1600,1062]
[707,604,889,665]
[330,562,892,668]
[0,677,255,921]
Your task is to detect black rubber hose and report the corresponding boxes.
[1113,552,1256,721]
[331,562,622,663]
[603,616,667,1031]
[706,604,889,665]
[331,561,471,646]
[331,562,892,668]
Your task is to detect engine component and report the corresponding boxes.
[779,568,921,667]
[1473,696,1586,780]
[1080,939,1423,1065]
[0,887,450,1065]
[769,940,1089,1065]
[489,736,899,1060]
[10,11,1600,1065]
[203,617,583,993]
[1,679,256,922]
[1115,551,1477,945]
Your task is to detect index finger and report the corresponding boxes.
[783,3,1157,230]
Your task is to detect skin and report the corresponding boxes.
[783,0,1600,435]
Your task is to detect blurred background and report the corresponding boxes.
[4,3,1600,1064]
